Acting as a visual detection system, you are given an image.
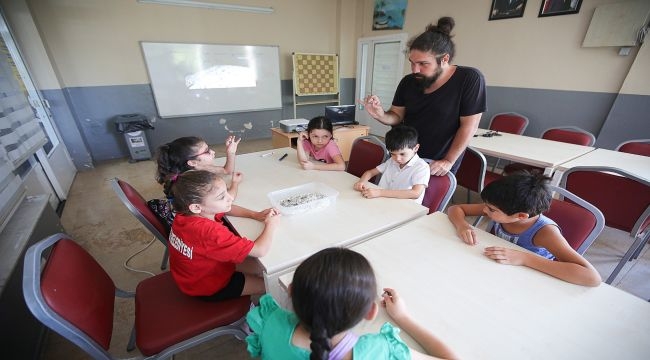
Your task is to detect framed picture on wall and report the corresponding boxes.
[489,0,527,21]
[539,0,582,17]
[372,0,408,30]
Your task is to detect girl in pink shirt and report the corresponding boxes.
[296,116,345,171]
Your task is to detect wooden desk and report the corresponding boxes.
[270,125,369,161]
[280,212,650,359]
[555,148,650,181]
[223,149,427,300]
[470,129,595,176]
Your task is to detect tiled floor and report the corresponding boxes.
[40,138,649,359]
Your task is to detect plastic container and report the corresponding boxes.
[268,182,338,216]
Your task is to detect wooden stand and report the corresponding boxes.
[271,125,369,161]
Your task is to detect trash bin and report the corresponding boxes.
[114,114,154,162]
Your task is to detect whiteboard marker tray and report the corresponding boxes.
[268,182,338,216]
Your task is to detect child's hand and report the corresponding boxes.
[484,246,526,266]
[457,225,478,245]
[231,171,243,184]
[300,160,315,170]
[225,135,241,154]
[353,181,366,191]
[263,208,281,227]
[382,288,410,323]
[361,188,380,199]
[298,131,309,141]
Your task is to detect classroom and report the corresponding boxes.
[0,0,649,359]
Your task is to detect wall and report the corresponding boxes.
[13,0,359,164]
[2,0,649,166]
[358,0,649,143]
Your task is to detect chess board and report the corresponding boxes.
[292,53,339,96]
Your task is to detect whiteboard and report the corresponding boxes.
[141,42,282,118]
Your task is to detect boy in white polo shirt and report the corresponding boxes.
[354,125,430,204]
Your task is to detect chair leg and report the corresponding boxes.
[127,325,136,351]
[630,236,649,260]
[160,247,169,270]
[605,235,648,284]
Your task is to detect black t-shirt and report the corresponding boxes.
[392,66,487,161]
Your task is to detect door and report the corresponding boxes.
[355,33,407,136]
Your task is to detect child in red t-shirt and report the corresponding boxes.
[169,170,280,301]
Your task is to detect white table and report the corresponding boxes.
[555,148,650,182]
[280,212,650,359]
[470,129,595,176]
[223,148,428,300]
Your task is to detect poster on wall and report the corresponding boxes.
[373,0,407,30]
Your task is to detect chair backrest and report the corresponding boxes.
[488,112,529,135]
[455,147,487,194]
[422,172,457,214]
[346,135,389,184]
[541,126,595,146]
[616,139,650,157]
[560,166,650,235]
[544,185,605,254]
[23,233,116,359]
[111,178,169,244]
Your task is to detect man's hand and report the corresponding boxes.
[429,159,452,176]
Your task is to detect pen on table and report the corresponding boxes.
[279,153,288,161]
[261,151,274,157]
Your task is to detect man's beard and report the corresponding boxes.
[414,68,443,91]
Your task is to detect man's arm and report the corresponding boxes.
[429,113,481,176]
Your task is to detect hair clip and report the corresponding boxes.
[170,173,179,182]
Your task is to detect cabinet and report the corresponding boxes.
[270,125,369,161]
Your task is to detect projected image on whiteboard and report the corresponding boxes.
[141,42,281,118]
[185,65,256,90]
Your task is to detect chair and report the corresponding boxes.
[23,233,251,359]
[422,172,457,214]
[488,112,529,135]
[560,166,650,284]
[455,147,503,225]
[504,126,595,175]
[111,178,170,270]
[346,135,389,184]
[544,185,605,254]
[488,112,530,170]
[616,139,650,157]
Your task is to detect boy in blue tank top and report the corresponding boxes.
[448,172,601,287]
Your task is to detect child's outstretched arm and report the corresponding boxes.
[222,135,240,174]
[227,204,276,222]
[301,153,346,171]
[382,288,457,360]
[362,184,426,200]
[227,171,242,199]
[484,225,602,287]
[247,209,280,257]
[353,168,381,191]
[447,204,485,245]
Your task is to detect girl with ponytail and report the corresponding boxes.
[246,248,457,359]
